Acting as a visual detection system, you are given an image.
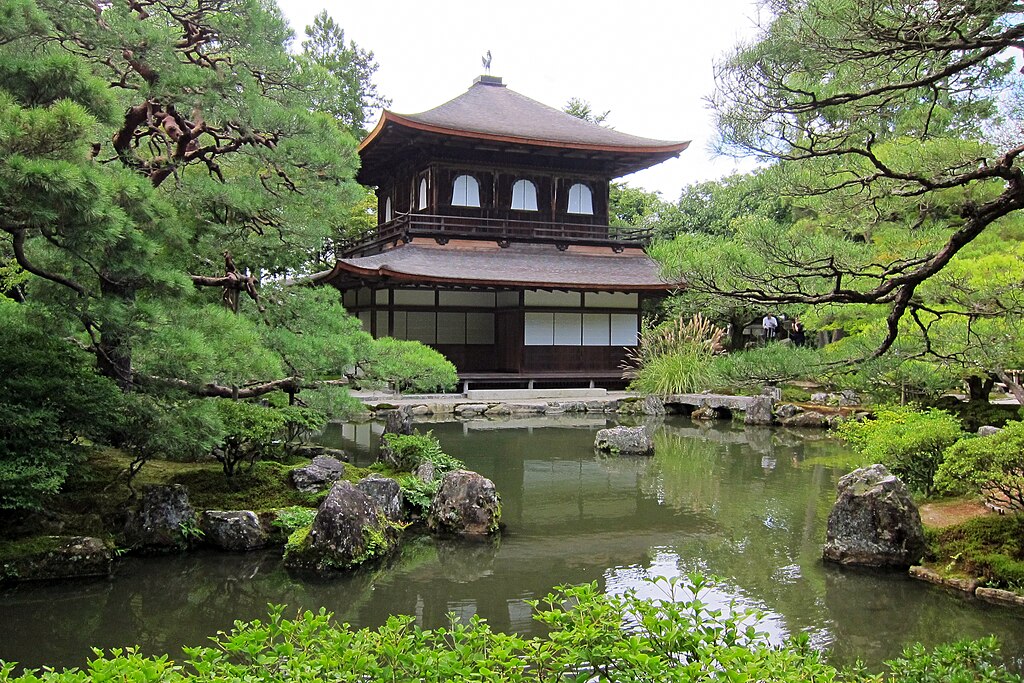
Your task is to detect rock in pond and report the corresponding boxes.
[1,536,112,582]
[780,411,833,428]
[291,455,346,493]
[284,481,399,572]
[428,470,502,536]
[382,406,413,436]
[199,510,267,551]
[744,396,775,426]
[594,425,655,456]
[357,474,403,523]
[823,464,926,568]
[122,484,195,551]
[618,396,666,416]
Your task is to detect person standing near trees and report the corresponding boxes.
[790,317,806,347]
[762,313,778,342]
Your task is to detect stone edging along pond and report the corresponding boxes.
[360,393,865,428]
[909,566,1024,608]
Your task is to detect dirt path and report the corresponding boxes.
[919,499,991,528]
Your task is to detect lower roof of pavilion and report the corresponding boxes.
[319,240,674,292]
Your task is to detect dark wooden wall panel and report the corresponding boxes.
[522,346,628,373]
[433,345,498,373]
[495,311,523,372]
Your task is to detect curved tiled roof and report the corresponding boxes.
[358,77,689,163]
[324,242,672,291]
[386,77,686,151]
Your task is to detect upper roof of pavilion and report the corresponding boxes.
[356,76,690,185]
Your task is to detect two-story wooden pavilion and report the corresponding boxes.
[321,75,688,388]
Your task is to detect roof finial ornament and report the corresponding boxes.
[481,50,492,74]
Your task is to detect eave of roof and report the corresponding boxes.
[359,111,690,157]
[322,243,674,292]
[357,78,690,180]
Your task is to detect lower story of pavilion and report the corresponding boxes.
[322,240,674,385]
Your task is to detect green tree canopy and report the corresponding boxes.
[1,0,374,393]
[653,1,1024,392]
[300,10,389,138]
[683,2,1020,335]
[0,0,428,500]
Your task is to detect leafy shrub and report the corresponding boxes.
[360,338,457,393]
[380,432,463,473]
[0,299,122,511]
[272,506,317,534]
[713,343,822,388]
[395,473,438,516]
[837,405,965,496]
[886,637,1020,683]
[937,421,1024,510]
[624,314,725,395]
[0,574,1017,682]
[213,401,324,477]
[380,432,464,515]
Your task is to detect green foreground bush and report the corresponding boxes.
[1,576,1018,682]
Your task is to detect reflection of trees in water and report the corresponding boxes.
[635,424,840,644]
[822,566,1024,671]
[644,431,721,514]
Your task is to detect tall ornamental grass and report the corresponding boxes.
[623,314,725,395]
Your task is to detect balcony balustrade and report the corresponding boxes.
[338,212,653,257]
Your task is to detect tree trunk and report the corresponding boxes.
[97,277,136,391]
[727,314,747,350]
[965,375,995,403]
[996,370,1024,409]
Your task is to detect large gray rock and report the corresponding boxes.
[0,536,113,582]
[690,405,722,421]
[594,425,655,456]
[428,470,502,536]
[823,464,926,568]
[978,425,1003,437]
[744,396,775,425]
[199,510,267,551]
[382,406,413,436]
[291,456,346,493]
[284,481,399,572]
[776,403,802,419]
[357,474,403,522]
[122,484,195,550]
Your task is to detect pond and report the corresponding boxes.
[1,416,1022,672]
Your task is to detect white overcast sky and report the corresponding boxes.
[279,0,766,200]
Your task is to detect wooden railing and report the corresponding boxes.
[338,213,654,257]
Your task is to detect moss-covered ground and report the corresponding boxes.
[1,448,381,549]
[923,512,1024,592]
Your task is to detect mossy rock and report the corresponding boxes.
[283,482,400,572]
[1,535,113,583]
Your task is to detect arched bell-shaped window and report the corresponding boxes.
[384,196,392,222]
[451,174,481,207]
[418,178,428,211]
[510,179,538,211]
[567,183,593,215]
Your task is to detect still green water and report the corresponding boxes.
[1,416,1022,671]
